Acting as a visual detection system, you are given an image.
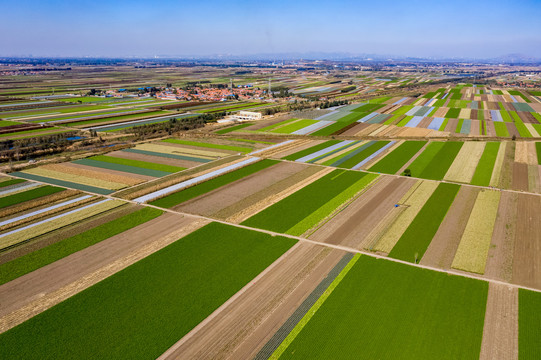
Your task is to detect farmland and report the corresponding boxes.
[1,62,541,360]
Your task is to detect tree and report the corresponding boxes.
[403,169,412,177]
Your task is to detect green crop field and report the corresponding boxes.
[214,123,253,134]
[150,159,278,208]
[470,142,500,186]
[494,122,510,137]
[79,155,184,175]
[351,103,385,112]
[536,143,541,165]
[335,141,390,169]
[0,207,163,285]
[408,142,463,180]
[392,105,414,116]
[445,108,461,118]
[282,140,341,161]
[67,111,168,127]
[0,178,26,188]
[258,119,298,132]
[162,138,252,153]
[277,256,487,360]
[519,289,541,359]
[501,110,512,122]
[243,170,373,234]
[368,141,426,174]
[0,185,64,210]
[389,183,460,262]
[271,119,318,134]
[0,222,296,360]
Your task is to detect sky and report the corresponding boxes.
[1,0,541,59]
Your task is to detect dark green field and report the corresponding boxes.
[0,185,64,210]
[368,141,426,174]
[279,256,488,359]
[0,222,296,360]
[242,169,368,233]
[389,183,460,262]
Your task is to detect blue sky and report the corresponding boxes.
[1,0,541,58]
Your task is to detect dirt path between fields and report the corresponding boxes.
[309,177,416,249]
[420,186,480,269]
[158,243,345,360]
[479,283,518,360]
[0,213,207,333]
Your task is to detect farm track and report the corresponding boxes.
[159,244,344,360]
[0,213,207,333]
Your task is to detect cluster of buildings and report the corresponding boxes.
[157,85,268,102]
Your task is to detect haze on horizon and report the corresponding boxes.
[1,0,541,59]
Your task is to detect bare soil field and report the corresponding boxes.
[512,193,541,290]
[0,213,207,333]
[309,176,416,249]
[173,161,309,217]
[485,192,517,282]
[511,162,529,192]
[158,244,345,360]
[420,186,480,269]
[340,123,371,136]
[444,118,458,133]
[479,283,518,360]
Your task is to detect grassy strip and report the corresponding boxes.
[277,256,487,360]
[271,119,318,134]
[389,183,460,262]
[396,116,413,127]
[282,140,341,161]
[368,141,426,174]
[519,289,541,359]
[470,142,500,186]
[0,179,25,188]
[162,138,252,153]
[149,159,278,208]
[0,222,296,360]
[270,254,361,359]
[494,122,510,137]
[9,172,113,195]
[286,173,378,236]
[214,123,252,134]
[229,138,274,145]
[242,170,367,234]
[0,207,162,286]
[0,186,64,210]
[336,141,390,169]
[455,119,464,133]
[451,190,501,274]
[87,155,184,174]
